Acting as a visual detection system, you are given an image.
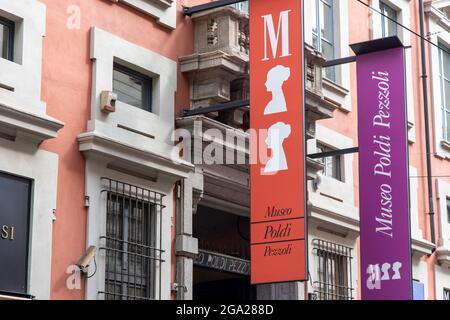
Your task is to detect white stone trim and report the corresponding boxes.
[308,125,359,234]
[0,102,64,144]
[304,0,352,111]
[0,0,47,114]
[332,0,351,111]
[82,27,188,178]
[409,166,435,258]
[428,1,450,30]
[370,0,416,142]
[370,0,411,43]
[436,179,450,249]
[412,259,429,300]
[0,138,58,300]
[436,178,450,268]
[434,264,450,300]
[0,1,63,144]
[109,0,176,29]
[77,131,193,179]
[314,125,355,204]
[409,166,423,240]
[432,0,450,11]
[428,9,450,159]
[84,156,175,300]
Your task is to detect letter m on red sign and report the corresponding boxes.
[262,10,292,61]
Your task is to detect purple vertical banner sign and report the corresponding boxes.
[352,37,412,300]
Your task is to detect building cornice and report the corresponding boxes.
[78,131,194,179]
[0,102,64,144]
[308,197,360,239]
[411,237,436,258]
[426,2,450,30]
[108,0,176,29]
[436,246,450,268]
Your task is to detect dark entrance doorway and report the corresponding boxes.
[0,172,32,295]
[193,205,255,300]
[193,268,256,300]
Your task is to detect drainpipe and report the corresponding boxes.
[418,0,436,246]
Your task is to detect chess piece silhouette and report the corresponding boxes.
[264,122,291,173]
[264,65,291,115]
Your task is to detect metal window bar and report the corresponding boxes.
[99,178,165,300]
[312,239,354,300]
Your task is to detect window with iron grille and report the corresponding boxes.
[99,178,165,300]
[312,239,354,300]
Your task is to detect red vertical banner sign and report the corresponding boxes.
[250,0,307,284]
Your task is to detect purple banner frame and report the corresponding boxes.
[353,38,412,300]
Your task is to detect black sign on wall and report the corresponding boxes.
[0,172,31,295]
[194,250,251,276]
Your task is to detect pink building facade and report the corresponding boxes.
[0,0,448,300]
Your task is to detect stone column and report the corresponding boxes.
[175,171,203,300]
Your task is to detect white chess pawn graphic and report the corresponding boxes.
[366,264,381,290]
[264,65,291,115]
[264,122,291,173]
[392,261,402,280]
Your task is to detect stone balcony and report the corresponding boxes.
[180,6,249,109]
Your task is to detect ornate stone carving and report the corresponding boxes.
[207,19,218,46]
[180,7,249,109]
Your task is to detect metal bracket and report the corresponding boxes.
[323,56,357,68]
[182,100,249,117]
[171,283,188,293]
[323,45,411,68]
[308,147,359,159]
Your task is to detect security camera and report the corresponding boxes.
[76,245,97,274]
